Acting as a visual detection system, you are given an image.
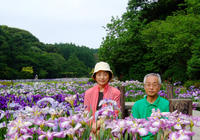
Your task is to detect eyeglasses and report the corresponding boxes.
[144,83,160,88]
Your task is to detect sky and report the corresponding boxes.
[0,0,128,49]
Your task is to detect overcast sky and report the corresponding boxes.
[0,0,128,49]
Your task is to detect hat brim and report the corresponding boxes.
[92,70,113,81]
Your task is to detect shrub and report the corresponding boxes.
[0,81,13,87]
[184,80,200,88]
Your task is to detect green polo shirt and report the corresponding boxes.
[131,95,169,140]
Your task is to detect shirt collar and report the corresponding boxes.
[96,83,109,93]
[144,95,160,106]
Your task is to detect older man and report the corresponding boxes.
[131,73,169,139]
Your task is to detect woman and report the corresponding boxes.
[84,61,121,134]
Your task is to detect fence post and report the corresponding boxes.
[118,86,125,119]
[169,99,193,115]
[166,83,193,115]
[166,84,173,99]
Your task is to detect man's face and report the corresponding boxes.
[144,75,161,97]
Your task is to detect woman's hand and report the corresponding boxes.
[91,120,101,134]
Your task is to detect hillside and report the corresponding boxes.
[0,25,97,79]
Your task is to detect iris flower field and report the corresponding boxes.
[0,79,200,140]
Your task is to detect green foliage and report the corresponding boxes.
[128,64,145,81]
[65,54,89,77]
[0,66,20,79]
[21,66,34,79]
[185,0,200,14]
[0,127,6,139]
[187,55,200,80]
[141,14,200,82]
[51,43,97,69]
[38,69,48,78]
[0,25,97,79]
[0,81,13,86]
[21,66,33,73]
[162,64,187,82]
[88,78,95,83]
[80,125,92,140]
[99,15,146,81]
[99,0,200,82]
[128,0,186,23]
[38,53,67,78]
[184,80,200,88]
[187,38,200,80]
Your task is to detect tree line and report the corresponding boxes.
[0,25,97,79]
[98,0,200,83]
[1,0,200,83]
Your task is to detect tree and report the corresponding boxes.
[37,53,66,78]
[141,14,200,82]
[187,39,200,80]
[99,0,200,82]
[21,66,34,79]
[99,7,146,81]
[0,25,97,79]
[65,54,89,77]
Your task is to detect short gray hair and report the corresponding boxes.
[143,73,162,85]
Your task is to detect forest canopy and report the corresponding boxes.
[98,0,200,82]
[1,0,200,83]
[0,25,97,79]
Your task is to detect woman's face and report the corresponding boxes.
[95,71,110,87]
